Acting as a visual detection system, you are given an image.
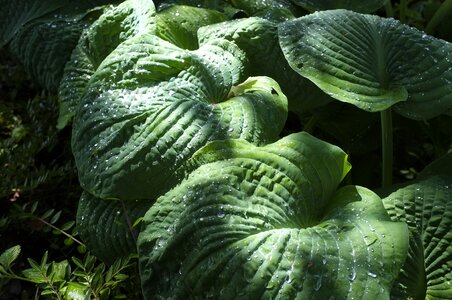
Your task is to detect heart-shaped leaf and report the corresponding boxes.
[138,132,408,299]
[71,33,287,201]
[279,9,452,119]
[58,0,157,128]
[58,1,228,128]
[199,17,332,115]
[291,0,385,13]
[382,175,452,299]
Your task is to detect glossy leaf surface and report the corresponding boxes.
[71,33,287,201]
[291,0,385,13]
[199,17,332,114]
[138,132,408,299]
[279,9,452,119]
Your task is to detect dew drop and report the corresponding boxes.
[367,271,377,278]
[348,270,356,281]
[314,275,322,291]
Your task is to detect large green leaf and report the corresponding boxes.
[229,0,302,21]
[71,34,287,201]
[1,0,115,92]
[419,152,452,179]
[155,5,226,50]
[138,132,408,299]
[58,0,157,128]
[199,17,332,115]
[279,9,452,120]
[0,0,64,47]
[76,191,149,263]
[382,175,452,300]
[58,2,228,128]
[291,0,385,13]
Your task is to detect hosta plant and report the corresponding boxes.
[1,0,451,299]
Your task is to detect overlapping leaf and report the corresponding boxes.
[229,0,302,21]
[138,132,408,299]
[279,9,452,119]
[199,17,332,114]
[0,0,65,47]
[58,1,229,128]
[291,0,385,13]
[155,5,226,50]
[76,191,149,263]
[1,0,115,92]
[58,0,157,128]
[382,175,452,299]
[71,33,287,201]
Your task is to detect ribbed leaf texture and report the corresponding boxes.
[155,5,226,50]
[229,0,301,21]
[279,9,452,119]
[382,175,452,300]
[71,33,287,201]
[58,1,228,128]
[138,132,409,299]
[199,17,332,115]
[1,0,114,92]
[76,191,149,263]
[58,0,157,128]
[290,0,385,13]
[0,0,64,47]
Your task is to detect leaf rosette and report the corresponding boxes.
[71,33,288,201]
[138,132,409,299]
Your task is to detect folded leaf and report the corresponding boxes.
[138,132,408,299]
[58,2,228,128]
[58,0,157,128]
[155,5,226,50]
[382,175,452,300]
[0,0,64,47]
[279,9,452,119]
[76,191,149,263]
[2,0,114,92]
[199,17,332,115]
[71,33,287,201]
[291,0,385,13]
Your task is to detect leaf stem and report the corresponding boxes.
[120,200,137,243]
[36,216,85,246]
[425,0,452,35]
[380,109,393,187]
[399,0,407,23]
[302,116,317,133]
[384,0,394,18]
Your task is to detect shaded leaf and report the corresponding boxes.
[199,16,332,115]
[382,175,452,299]
[76,191,150,263]
[0,245,21,269]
